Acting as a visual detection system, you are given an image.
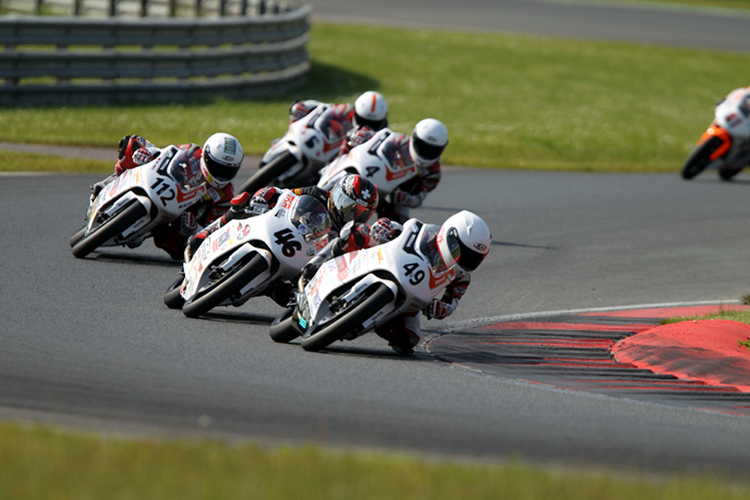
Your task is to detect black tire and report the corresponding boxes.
[69,227,86,247]
[718,164,744,181]
[239,151,298,195]
[681,136,723,180]
[269,307,299,343]
[71,201,148,259]
[300,283,395,352]
[163,275,185,309]
[182,253,269,318]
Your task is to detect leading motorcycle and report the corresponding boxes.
[71,147,210,259]
[269,219,459,352]
[681,86,750,180]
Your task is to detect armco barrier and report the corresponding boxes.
[0,4,310,106]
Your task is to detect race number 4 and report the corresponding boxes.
[274,229,302,257]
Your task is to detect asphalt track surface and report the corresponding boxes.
[5,0,750,474]
[4,166,750,473]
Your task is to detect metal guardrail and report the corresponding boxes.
[0,3,311,106]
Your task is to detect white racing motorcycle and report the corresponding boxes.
[238,104,352,195]
[168,190,332,319]
[70,147,210,259]
[682,86,750,180]
[269,219,459,352]
[317,131,418,212]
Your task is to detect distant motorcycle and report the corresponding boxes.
[682,86,750,180]
[70,147,209,259]
[168,190,331,318]
[239,104,352,195]
[269,219,458,352]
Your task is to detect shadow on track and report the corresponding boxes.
[198,310,277,326]
[85,251,182,267]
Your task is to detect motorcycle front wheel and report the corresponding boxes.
[72,201,148,259]
[69,227,86,247]
[182,253,269,318]
[269,307,299,343]
[163,275,186,309]
[300,283,395,353]
[681,136,723,180]
[238,151,297,195]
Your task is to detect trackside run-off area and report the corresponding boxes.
[429,304,750,416]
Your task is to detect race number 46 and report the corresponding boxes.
[274,229,302,257]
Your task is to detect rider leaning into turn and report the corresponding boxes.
[186,173,395,305]
[288,90,390,157]
[91,133,244,260]
[340,118,450,224]
[300,210,492,356]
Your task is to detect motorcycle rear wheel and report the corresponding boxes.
[300,283,395,353]
[238,151,297,195]
[718,164,744,181]
[163,275,186,309]
[681,136,723,180]
[71,201,147,259]
[182,253,269,318]
[269,307,299,343]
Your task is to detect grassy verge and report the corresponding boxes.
[2,421,750,500]
[0,150,112,173]
[599,0,750,10]
[2,23,749,172]
[662,308,750,325]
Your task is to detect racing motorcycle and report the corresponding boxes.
[70,147,210,259]
[238,104,352,196]
[269,219,458,352]
[681,86,750,180]
[316,131,418,212]
[168,190,332,318]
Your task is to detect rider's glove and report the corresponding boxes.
[181,211,197,234]
[370,218,400,243]
[248,198,269,216]
[132,147,155,166]
[185,230,207,262]
[348,126,374,147]
[423,299,451,320]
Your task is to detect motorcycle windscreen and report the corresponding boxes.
[419,224,460,275]
[291,195,332,243]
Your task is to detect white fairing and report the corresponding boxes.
[317,131,418,196]
[295,219,455,338]
[715,88,750,139]
[181,191,330,306]
[262,105,349,185]
[85,146,208,248]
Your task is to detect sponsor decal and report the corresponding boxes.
[281,193,294,210]
[305,248,315,257]
[276,208,287,218]
[237,222,251,240]
[428,267,455,290]
[298,224,308,235]
[474,242,488,252]
[298,317,308,330]
[224,138,237,155]
[216,230,231,249]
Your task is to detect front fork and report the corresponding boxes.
[699,124,733,161]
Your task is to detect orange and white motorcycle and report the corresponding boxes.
[682,86,750,180]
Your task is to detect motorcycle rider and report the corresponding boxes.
[91,133,244,259]
[287,91,390,157]
[299,211,492,355]
[338,118,449,223]
[186,173,392,306]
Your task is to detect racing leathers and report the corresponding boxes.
[91,135,234,260]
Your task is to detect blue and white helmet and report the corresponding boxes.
[201,132,244,189]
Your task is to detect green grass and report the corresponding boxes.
[2,23,749,172]
[661,308,750,325]
[598,0,750,10]
[2,421,750,500]
[0,150,112,173]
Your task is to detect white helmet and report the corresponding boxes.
[200,132,244,189]
[353,91,388,130]
[410,118,448,168]
[441,211,491,272]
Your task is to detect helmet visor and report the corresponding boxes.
[412,136,444,162]
[291,195,332,243]
[203,148,240,183]
[331,184,374,225]
[457,239,487,271]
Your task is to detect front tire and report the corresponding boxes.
[269,307,299,343]
[69,227,86,247]
[182,253,269,318]
[163,275,186,309]
[239,151,298,195]
[72,201,148,259]
[300,284,395,352]
[681,136,723,180]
